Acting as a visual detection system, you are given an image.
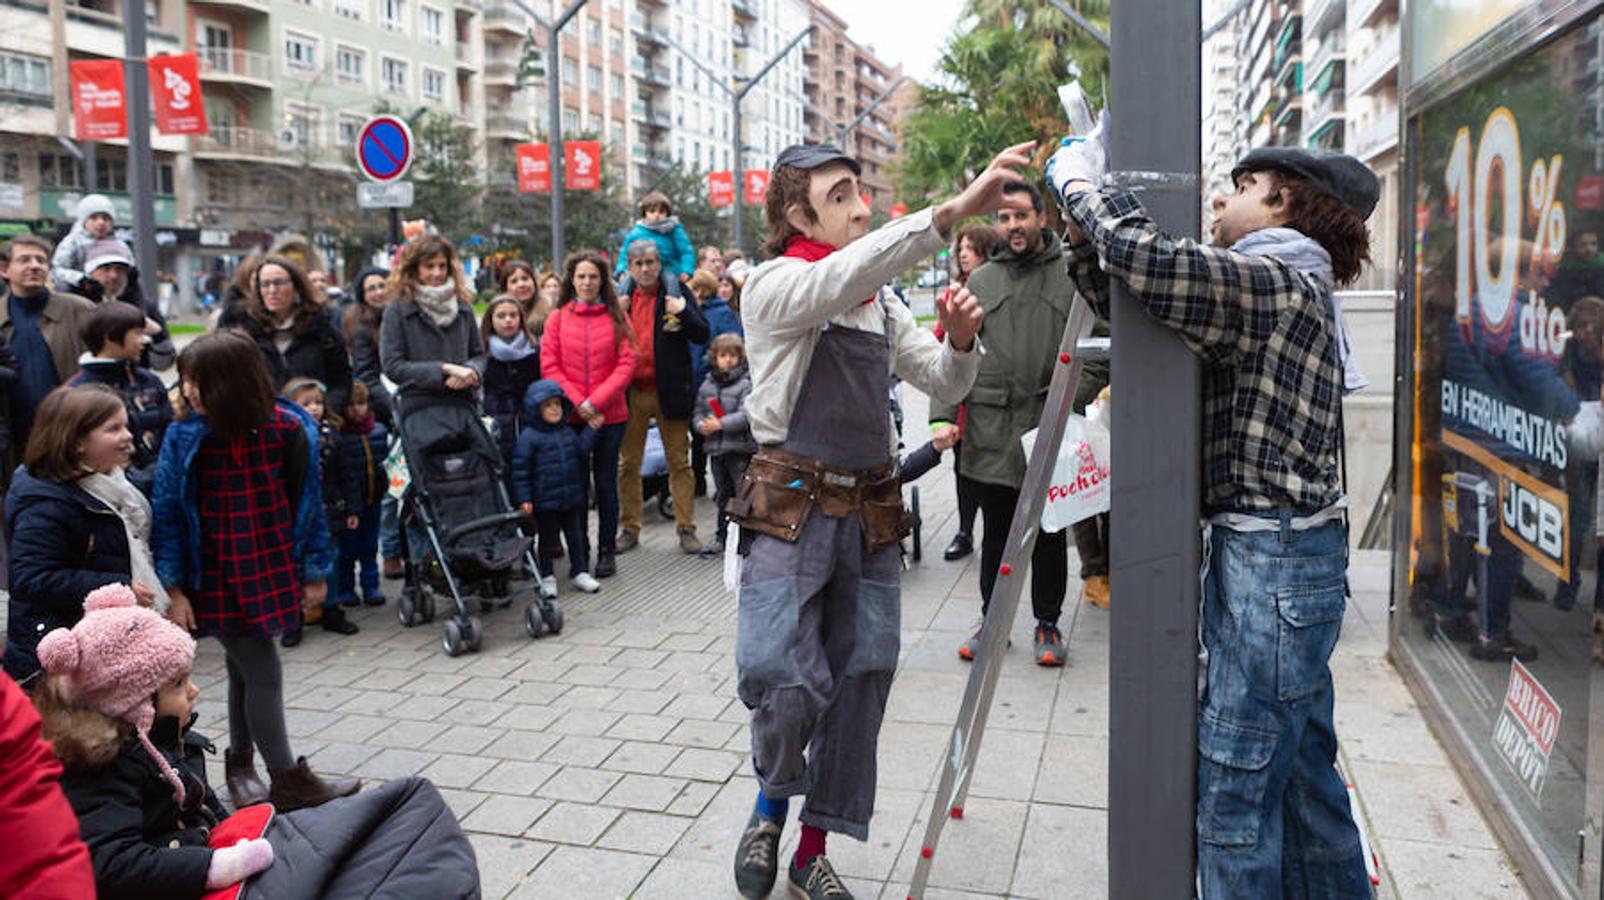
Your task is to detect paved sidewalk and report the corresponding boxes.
[141,390,1524,897]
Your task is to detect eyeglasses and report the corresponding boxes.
[259,278,292,290]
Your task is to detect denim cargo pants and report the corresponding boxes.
[1198,514,1372,898]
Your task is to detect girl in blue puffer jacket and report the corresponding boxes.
[512,379,598,598]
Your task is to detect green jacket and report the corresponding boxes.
[930,232,1108,488]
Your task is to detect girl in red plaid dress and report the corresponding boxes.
[152,330,359,812]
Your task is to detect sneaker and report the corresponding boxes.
[788,854,853,899]
[616,530,640,553]
[957,620,983,661]
[572,572,601,593]
[678,529,703,554]
[699,540,725,558]
[538,575,558,600]
[1470,634,1539,662]
[1082,575,1110,609]
[733,811,782,899]
[1033,622,1066,667]
[595,551,617,578]
[321,606,360,636]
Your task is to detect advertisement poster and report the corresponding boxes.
[1492,660,1562,799]
[708,170,734,207]
[70,59,127,141]
[743,170,769,206]
[516,143,550,193]
[564,140,600,191]
[148,54,208,136]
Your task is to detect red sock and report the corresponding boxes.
[794,824,827,869]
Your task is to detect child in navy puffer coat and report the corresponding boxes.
[512,379,598,598]
[334,381,390,609]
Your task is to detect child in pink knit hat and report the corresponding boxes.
[32,583,275,898]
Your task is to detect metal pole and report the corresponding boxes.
[837,74,906,157]
[527,0,589,270]
[388,207,401,250]
[83,141,98,193]
[1044,0,1111,49]
[123,6,158,283]
[732,24,812,252]
[1106,0,1201,896]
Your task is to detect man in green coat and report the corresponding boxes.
[930,181,1109,666]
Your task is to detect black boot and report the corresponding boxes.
[321,605,360,635]
[595,550,617,578]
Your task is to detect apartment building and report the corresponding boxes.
[1303,0,1344,153]
[1344,0,1398,291]
[801,0,904,215]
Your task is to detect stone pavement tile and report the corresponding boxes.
[567,645,668,669]
[480,728,563,762]
[1049,679,1109,737]
[629,856,725,900]
[607,689,676,715]
[334,689,411,716]
[599,772,688,811]
[282,707,343,738]
[559,625,625,646]
[656,651,721,673]
[608,667,674,691]
[508,845,654,900]
[368,719,449,750]
[873,722,949,792]
[465,834,553,899]
[541,734,622,767]
[313,713,392,744]
[474,759,559,796]
[889,796,1028,895]
[606,713,678,742]
[1380,836,1528,899]
[385,694,459,722]
[419,752,500,790]
[967,727,1046,801]
[489,702,563,733]
[536,765,624,803]
[426,724,505,755]
[1032,734,1108,809]
[401,673,467,696]
[601,740,683,775]
[306,740,381,775]
[548,707,624,736]
[662,747,742,783]
[660,693,731,721]
[287,684,363,711]
[597,811,693,857]
[434,787,489,821]
[665,779,722,817]
[353,747,437,779]
[667,776,760,863]
[339,666,419,692]
[662,718,739,749]
[456,653,528,679]
[525,800,621,845]
[558,664,620,687]
[463,794,556,837]
[448,677,519,701]
[437,698,515,727]
[1349,759,1501,851]
[505,659,574,685]
[661,670,725,695]
[1009,802,1108,899]
[549,685,621,711]
[658,633,718,652]
[611,629,670,649]
[718,699,747,724]
[826,786,925,883]
[879,887,1004,900]
[884,670,966,724]
[986,675,1061,733]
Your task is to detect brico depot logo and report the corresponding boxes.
[572,146,594,175]
[1492,659,1562,800]
[519,155,547,176]
[164,68,192,110]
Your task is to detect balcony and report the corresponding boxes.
[485,112,530,137]
[1353,0,1399,30]
[631,15,670,50]
[1350,23,1399,95]
[1273,92,1302,129]
[483,56,518,84]
[1305,0,1342,37]
[631,102,671,131]
[632,59,671,91]
[483,1,524,35]
[1305,37,1344,87]
[1351,111,1398,162]
[196,47,273,88]
[189,0,268,14]
[454,0,483,9]
[733,26,749,48]
[456,41,477,70]
[192,126,281,162]
[732,0,756,20]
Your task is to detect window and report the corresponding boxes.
[0,150,18,184]
[586,17,601,44]
[423,67,445,100]
[0,51,51,100]
[381,57,408,95]
[586,113,601,135]
[611,73,623,96]
[421,6,444,45]
[609,27,623,56]
[380,0,404,32]
[283,104,319,149]
[561,57,577,83]
[587,65,601,91]
[206,169,237,205]
[334,0,363,19]
[562,107,578,132]
[337,114,364,147]
[611,118,623,141]
[154,162,174,196]
[335,46,365,83]
[38,152,83,189]
[284,32,318,72]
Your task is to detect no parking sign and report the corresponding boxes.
[356,116,414,183]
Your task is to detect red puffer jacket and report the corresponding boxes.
[540,301,637,425]
[0,673,96,899]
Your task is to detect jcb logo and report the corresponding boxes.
[1501,480,1567,579]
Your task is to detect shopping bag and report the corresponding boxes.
[1021,399,1110,533]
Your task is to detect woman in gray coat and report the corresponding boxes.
[378,235,483,402]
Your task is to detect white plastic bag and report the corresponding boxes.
[1021,398,1111,533]
[723,521,741,594]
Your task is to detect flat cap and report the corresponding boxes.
[773,144,861,176]
[1231,147,1380,219]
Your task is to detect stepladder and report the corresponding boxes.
[906,293,1100,898]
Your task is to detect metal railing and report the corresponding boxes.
[1350,23,1399,94]
[1351,113,1398,161]
[192,126,279,158]
[195,46,272,82]
[485,112,530,135]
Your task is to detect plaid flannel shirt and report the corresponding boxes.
[1061,187,1343,515]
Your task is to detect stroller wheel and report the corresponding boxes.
[542,600,564,636]
[658,493,673,520]
[911,487,923,562]
[398,590,417,627]
[441,619,466,657]
[463,615,484,652]
[524,604,546,639]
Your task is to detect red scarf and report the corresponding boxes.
[782,235,877,305]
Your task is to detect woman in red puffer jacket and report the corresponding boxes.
[539,251,635,578]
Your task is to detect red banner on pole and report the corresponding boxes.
[743,170,769,206]
[516,143,550,193]
[709,171,735,208]
[564,140,601,191]
[70,60,127,141]
[148,54,208,136]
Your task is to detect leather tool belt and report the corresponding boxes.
[726,448,912,553]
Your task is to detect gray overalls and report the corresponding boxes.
[735,307,901,842]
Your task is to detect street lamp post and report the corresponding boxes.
[509,0,590,268]
[122,1,158,288]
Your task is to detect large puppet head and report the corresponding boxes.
[762,144,872,255]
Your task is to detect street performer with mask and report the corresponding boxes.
[728,139,1033,900]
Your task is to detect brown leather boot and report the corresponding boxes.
[268,757,360,812]
[224,746,270,808]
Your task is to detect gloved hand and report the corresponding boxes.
[205,838,275,888]
[1045,111,1109,202]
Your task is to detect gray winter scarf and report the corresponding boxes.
[1230,227,1367,392]
[414,282,462,329]
[489,332,536,363]
[640,216,680,234]
[78,469,172,614]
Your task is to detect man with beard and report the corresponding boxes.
[933,180,1110,667]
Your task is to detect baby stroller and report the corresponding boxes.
[392,393,564,656]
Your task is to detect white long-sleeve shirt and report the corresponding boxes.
[741,207,982,448]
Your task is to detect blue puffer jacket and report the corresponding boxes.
[3,467,130,681]
[689,295,743,389]
[151,399,333,591]
[511,379,597,512]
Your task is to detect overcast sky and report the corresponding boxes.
[832,0,969,85]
